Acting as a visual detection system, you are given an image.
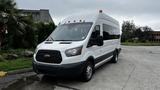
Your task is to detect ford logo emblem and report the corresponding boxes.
[44,54,50,58]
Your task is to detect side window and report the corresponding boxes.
[103,24,120,40]
[91,25,100,39]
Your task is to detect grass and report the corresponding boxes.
[0,58,32,71]
[122,42,160,46]
[0,49,34,56]
[0,49,33,71]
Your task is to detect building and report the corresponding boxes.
[18,9,54,23]
[151,31,160,42]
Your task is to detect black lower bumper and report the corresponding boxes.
[33,61,86,77]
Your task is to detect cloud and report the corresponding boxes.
[16,0,160,30]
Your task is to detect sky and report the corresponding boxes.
[16,0,160,31]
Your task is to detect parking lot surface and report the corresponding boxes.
[1,46,160,90]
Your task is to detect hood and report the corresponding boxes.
[37,41,84,51]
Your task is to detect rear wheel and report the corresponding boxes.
[81,61,94,82]
[111,51,118,63]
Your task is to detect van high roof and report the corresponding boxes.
[59,10,119,26]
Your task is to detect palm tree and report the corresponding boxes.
[0,0,16,49]
[0,0,29,49]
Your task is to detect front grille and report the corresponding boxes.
[36,50,62,64]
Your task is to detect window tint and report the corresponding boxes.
[103,24,120,40]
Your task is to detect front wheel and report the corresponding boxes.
[81,61,94,82]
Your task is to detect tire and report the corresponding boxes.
[81,61,94,82]
[111,50,118,63]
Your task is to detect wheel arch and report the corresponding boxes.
[115,48,121,55]
[86,56,95,67]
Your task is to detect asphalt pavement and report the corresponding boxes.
[0,46,160,90]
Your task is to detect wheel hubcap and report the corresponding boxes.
[86,65,92,79]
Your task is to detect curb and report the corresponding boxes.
[7,68,33,75]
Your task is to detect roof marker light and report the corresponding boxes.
[99,10,103,13]
[68,21,70,23]
[79,20,82,22]
[74,20,76,22]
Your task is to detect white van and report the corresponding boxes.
[33,10,121,81]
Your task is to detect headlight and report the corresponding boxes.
[65,46,83,57]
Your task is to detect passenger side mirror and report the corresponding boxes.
[97,36,103,46]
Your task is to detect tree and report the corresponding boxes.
[0,0,37,49]
[0,0,17,49]
[141,26,153,42]
[7,15,36,49]
[134,27,143,40]
[121,20,136,42]
[37,23,56,44]
[121,20,153,43]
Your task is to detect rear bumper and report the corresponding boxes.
[33,61,86,77]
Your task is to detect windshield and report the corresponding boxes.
[46,22,92,41]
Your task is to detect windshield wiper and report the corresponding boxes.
[50,37,54,41]
[46,37,54,41]
[55,40,71,41]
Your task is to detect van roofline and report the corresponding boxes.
[59,11,119,25]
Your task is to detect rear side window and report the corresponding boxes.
[103,24,120,40]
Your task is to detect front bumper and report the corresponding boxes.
[33,61,86,77]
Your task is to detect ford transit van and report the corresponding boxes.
[33,10,121,81]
